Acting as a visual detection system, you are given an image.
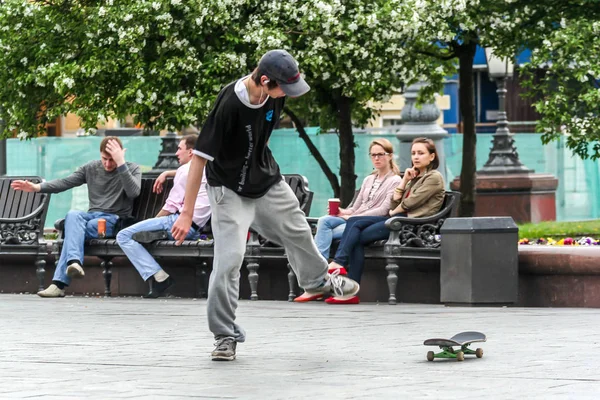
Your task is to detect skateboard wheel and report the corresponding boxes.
[456,351,464,361]
[476,348,483,358]
[427,351,434,362]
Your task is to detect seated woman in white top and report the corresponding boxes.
[313,139,402,261]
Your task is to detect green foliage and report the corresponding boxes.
[0,0,252,138]
[486,0,600,159]
[4,0,598,170]
[520,18,600,159]
[241,0,450,130]
[0,0,456,139]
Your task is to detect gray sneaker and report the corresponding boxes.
[211,336,237,361]
[303,270,360,300]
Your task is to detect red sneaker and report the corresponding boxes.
[293,292,324,302]
[328,266,347,275]
[325,295,360,304]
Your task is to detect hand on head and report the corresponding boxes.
[105,139,126,166]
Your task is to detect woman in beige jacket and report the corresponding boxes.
[322,137,445,304]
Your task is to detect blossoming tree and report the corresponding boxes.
[0,0,249,138]
[506,2,600,160]
[239,0,451,205]
[0,0,452,207]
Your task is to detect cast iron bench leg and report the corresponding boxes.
[246,258,259,300]
[386,260,399,305]
[287,263,296,302]
[100,257,114,297]
[35,255,46,292]
[196,260,210,298]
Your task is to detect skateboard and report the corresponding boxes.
[424,331,486,361]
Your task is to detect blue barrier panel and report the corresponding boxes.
[6,132,599,226]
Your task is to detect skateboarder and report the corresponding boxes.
[171,49,360,361]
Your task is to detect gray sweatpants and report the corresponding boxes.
[206,180,328,342]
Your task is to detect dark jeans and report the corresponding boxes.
[332,215,394,283]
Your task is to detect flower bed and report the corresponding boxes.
[519,237,599,246]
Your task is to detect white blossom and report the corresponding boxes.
[62,77,75,88]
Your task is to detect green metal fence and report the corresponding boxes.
[6,131,598,227]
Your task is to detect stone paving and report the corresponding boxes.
[1,294,600,399]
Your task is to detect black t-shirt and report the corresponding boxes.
[194,81,285,198]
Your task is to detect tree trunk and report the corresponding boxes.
[336,96,356,207]
[0,139,6,176]
[284,106,340,197]
[457,42,478,217]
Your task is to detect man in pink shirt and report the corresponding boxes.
[116,134,210,298]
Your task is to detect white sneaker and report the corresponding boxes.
[37,284,65,298]
[66,263,85,278]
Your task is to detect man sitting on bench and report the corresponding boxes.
[116,134,211,298]
[11,136,142,298]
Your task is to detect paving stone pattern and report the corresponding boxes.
[1,295,599,399]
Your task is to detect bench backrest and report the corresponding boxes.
[0,177,50,221]
[442,191,460,218]
[131,177,175,222]
[282,174,314,215]
[131,173,314,222]
[0,176,51,245]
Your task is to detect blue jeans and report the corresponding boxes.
[332,216,392,284]
[116,214,200,281]
[314,215,347,258]
[54,210,119,285]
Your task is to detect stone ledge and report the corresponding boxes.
[519,246,600,276]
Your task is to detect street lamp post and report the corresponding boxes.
[478,48,531,174]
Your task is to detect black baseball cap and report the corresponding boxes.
[257,50,310,97]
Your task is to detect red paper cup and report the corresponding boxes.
[98,218,106,238]
[328,198,341,216]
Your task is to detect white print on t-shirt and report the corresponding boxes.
[238,124,254,191]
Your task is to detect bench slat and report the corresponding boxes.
[0,179,9,217]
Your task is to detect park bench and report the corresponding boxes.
[51,174,314,298]
[0,176,51,291]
